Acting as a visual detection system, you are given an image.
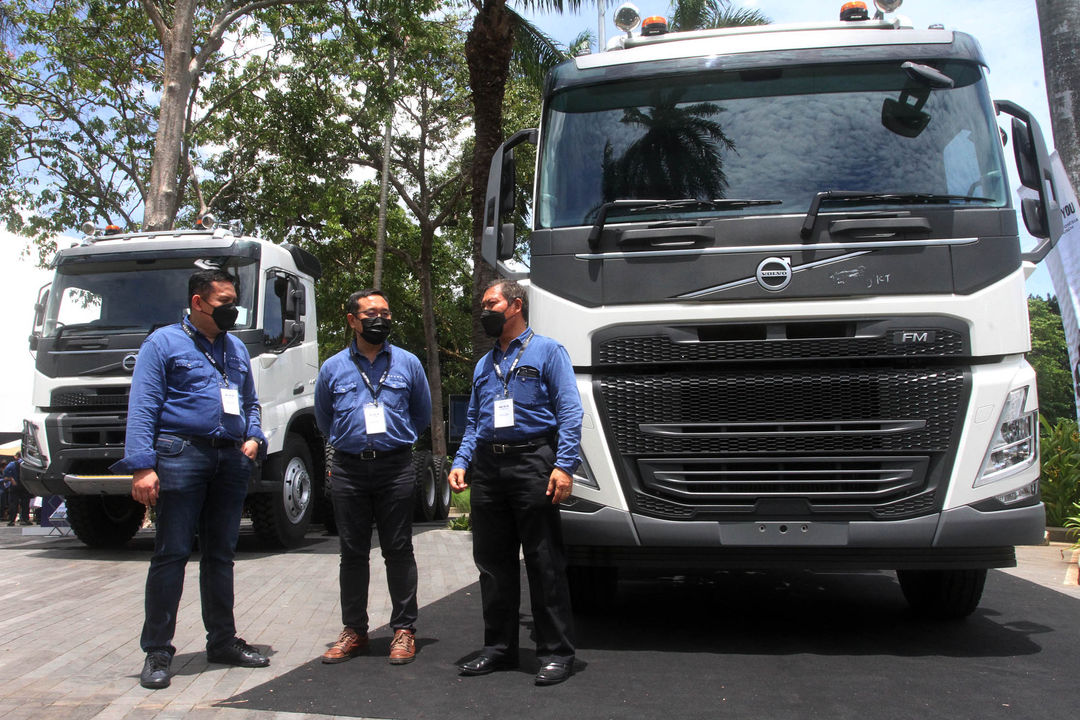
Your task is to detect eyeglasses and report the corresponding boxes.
[355,310,392,319]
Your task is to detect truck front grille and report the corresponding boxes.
[50,387,130,412]
[596,367,966,519]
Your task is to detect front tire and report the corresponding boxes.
[896,568,987,619]
[250,434,314,548]
[65,495,146,548]
[433,456,451,521]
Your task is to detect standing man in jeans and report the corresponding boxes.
[112,268,269,690]
[449,279,582,686]
[315,289,431,665]
[4,453,30,526]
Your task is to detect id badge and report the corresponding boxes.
[494,398,515,428]
[220,387,241,415]
[364,403,388,434]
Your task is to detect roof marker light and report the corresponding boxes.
[840,1,869,21]
[641,15,667,36]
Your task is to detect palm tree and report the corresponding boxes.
[602,91,736,202]
[464,0,583,358]
[1035,0,1080,196]
[669,0,769,31]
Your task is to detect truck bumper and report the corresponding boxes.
[561,501,1046,571]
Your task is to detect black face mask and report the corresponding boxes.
[480,309,506,338]
[201,302,238,332]
[359,316,392,345]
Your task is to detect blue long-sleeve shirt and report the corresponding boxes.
[315,340,431,453]
[112,317,264,473]
[453,327,582,474]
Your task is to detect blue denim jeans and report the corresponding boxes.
[141,434,251,655]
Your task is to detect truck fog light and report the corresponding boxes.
[975,388,1037,487]
[993,480,1039,505]
[573,454,598,489]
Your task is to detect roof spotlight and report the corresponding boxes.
[613,3,641,35]
[199,213,216,230]
[80,221,97,236]
[875,0,903,12]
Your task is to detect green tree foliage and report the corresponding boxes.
[668,0,768,31]
[1028,294,1075,425]
[1039,415,1080,527]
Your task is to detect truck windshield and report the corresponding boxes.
[43,257,258,337]
[537,60,1008,228]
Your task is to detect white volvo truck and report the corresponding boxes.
[481,1,1064,617]
[19,219,332,548]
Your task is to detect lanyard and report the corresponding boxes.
[351,346,392,406]
[181,320,229,385]
[493,332,533,398]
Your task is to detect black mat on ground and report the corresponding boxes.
[220,567,1079,719]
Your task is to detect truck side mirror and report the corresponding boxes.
[482,128,538,269]
[1011,116,1040,190]
[1020,196,1048,238]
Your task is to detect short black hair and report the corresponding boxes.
[486,278,528,321]
[189,269,238,302]
[346,289,388,316]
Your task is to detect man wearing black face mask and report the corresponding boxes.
[112,268,268,689]
[449,279,583,686]
[314,289,431,666]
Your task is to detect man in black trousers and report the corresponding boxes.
[449,278,583,686]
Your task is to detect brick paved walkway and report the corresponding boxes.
[0,522,477,720]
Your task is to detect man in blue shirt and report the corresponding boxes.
[449,279,583,686]
[315,289,431,666]
[112,269,269,690]
[4,453,30,526]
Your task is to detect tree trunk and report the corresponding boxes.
[374,52,397,289]
[144,0,196,231]
[418,228,446,460]
[466,0,514,359]
[1037,0,1080,194]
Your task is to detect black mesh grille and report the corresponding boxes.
[598,368,965,519]
[598,329,964,365]
[599,368,963,455]
[50,387,130,412]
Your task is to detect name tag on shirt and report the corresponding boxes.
[494,398,515,428]
[364,403,387,434]
[220,387,241,416]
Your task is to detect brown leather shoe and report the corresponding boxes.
[388,628,416,665]
[322,627,368,664]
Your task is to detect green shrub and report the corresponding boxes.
[448,487,471,531]
[1039,415,1080,526]
[1064,502,1080,547]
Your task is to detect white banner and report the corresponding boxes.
[1042,151,1080,422]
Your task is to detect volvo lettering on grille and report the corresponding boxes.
[122,353,138,373]
[755,256,792,291]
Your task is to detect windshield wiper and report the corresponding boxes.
[588,198,783,251]
[801,191,994,239]
[54,323,142,340]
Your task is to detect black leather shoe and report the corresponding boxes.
[459,654,517,676]
[206,638,270,668]
[140,651,171,689]
[535,661,573,686]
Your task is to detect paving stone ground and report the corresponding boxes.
[0,521,1076,720]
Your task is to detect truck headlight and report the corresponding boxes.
[974,387,1037,487]
[22,419,45,467]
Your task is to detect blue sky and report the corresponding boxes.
[522,0,1057,297]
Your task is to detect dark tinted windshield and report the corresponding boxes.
[44,257,258,337]
[537,61,1008,228]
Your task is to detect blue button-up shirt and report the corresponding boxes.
[315,340,431,453]
[453,327,582,474]
[113,317,264,472]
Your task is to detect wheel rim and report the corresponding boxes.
[423,465,436,509]
[282,456,312,524]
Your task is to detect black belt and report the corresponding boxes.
[183,435,241,449]
[336,446,411,461]
[480,437,551,455]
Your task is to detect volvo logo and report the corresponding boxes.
[122,353,138,373]
[755,256,792,292]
